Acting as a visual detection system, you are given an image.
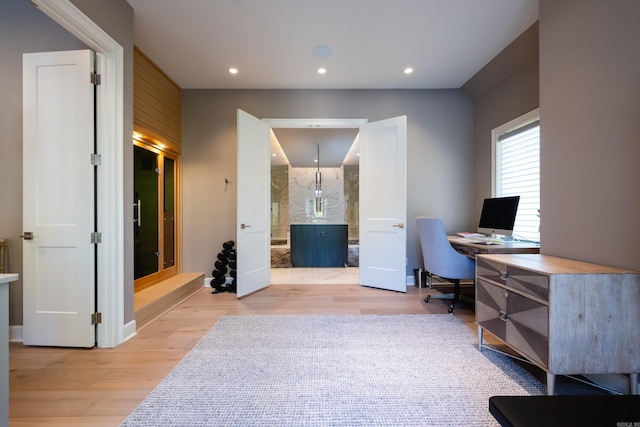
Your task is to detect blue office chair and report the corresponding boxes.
[416,217,475,313]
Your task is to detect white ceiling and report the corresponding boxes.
[271,128,360,167]
[126,0,538,167]
[126,0,539,90]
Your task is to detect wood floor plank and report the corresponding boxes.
[10,282,475,426]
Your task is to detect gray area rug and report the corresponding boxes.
[121,314,543,426]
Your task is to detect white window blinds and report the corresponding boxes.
[496,120,540,242]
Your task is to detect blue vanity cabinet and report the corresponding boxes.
[290,224,348,267]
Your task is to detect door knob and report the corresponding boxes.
[241,224,251,229]
[20,232,34,240]
[393,223,404,229]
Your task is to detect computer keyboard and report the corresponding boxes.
[468,237,502,244]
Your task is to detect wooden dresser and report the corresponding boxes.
[475,254,640,395]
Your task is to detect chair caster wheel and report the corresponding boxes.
[448,304,454,314]
[424,295,431,303]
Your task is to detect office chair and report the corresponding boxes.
[416,217,476,313]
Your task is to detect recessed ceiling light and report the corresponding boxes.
[229,67,238,74]
[318,68,327,74]
[404,67,414,74]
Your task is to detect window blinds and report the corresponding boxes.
[496,121,540,241]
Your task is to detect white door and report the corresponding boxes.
[236,110,271,297]
[22,50,96,347]
[359,116,408,292]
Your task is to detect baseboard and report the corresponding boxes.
[123,319,137,342]
[9,325,23,342]
[10,323,138,345]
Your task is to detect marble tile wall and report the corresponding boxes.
[271,164,360,242]
[271,165,289,240]
[343,165,359,240]
[288,166,345,224]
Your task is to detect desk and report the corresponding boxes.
[448,236,539,258]
[1,274,19,427]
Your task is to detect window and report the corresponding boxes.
[492,109,540,242]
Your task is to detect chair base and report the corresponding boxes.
[423,278,474,313]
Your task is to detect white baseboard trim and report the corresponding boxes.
[9,322,138,344]
[9,325,23,342]
[123,320,137,342]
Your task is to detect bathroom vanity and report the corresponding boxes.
[290,224,348,267]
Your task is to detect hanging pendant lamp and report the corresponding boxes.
[315,143,322,213]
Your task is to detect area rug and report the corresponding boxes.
[121,315,543,426]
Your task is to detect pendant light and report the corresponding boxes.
[315,143,322,212]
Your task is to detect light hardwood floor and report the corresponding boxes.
[9,279,475,426]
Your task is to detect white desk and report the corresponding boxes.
[1,274,18,427]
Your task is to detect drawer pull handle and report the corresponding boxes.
[499,310,509,322]
[499,271,508,281]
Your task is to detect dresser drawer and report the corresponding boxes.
[476,278,549,368]
[477,258,549,302]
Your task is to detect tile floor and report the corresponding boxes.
[270,267,360,285]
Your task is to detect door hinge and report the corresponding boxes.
[91,232,102,244]
[91,312,102,325]
[91,153,102,166]
[91,72,101,85]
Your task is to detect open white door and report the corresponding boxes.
[23,49,96,347]
[359,116,407,292]
[236,110,271,297]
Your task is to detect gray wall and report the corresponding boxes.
[182,89,474,277]
[539,0,639,270]
[0,0,135,325]
[465,2,640,271]
[463,23,540,225]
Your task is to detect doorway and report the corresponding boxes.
[238,112,407,296]
[133,139,178,291]
[267,120,364,284]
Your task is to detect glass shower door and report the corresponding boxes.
[134,145,159,279]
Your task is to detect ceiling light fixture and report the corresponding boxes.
[315,143,322,214]
[404,67,414,74]
[317,68,327,74]
[229,67,238,74]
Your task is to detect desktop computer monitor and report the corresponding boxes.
[478,196,520,236]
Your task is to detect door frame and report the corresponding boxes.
[33,0,125,347]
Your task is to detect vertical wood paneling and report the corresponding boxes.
[134,46,181,151]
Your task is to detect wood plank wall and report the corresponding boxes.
[134,46,182,152]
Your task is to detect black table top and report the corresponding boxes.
[489,395,640,427]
